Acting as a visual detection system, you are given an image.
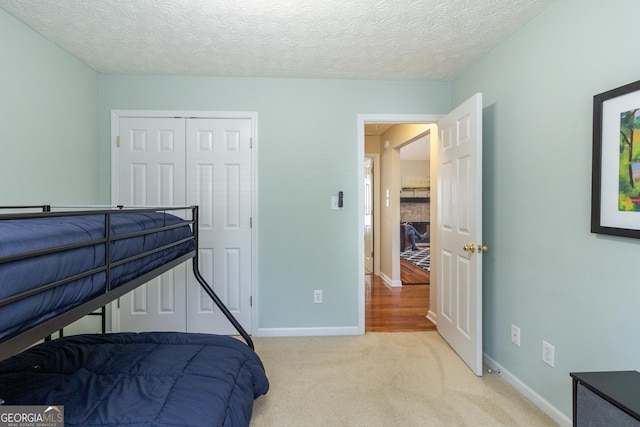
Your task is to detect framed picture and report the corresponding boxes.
[592,79,640,238]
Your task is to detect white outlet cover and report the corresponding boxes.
[542,341,555,367]
[511,324,521,346]
[314,290,323,303]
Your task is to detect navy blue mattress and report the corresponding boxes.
[0,212,195,343]
[0,332,269,426]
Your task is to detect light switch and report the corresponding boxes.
[331,196,341,210]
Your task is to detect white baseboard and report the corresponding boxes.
[427,310,437,325]
[380,272,402,287]
[483,354,571,427]
[256,326,361,337]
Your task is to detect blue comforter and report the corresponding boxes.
[0,212,195,343]
[0,332,269,427]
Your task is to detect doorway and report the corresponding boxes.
[398,133,431,286]
[359,94,484,375]
[358,114,441,333]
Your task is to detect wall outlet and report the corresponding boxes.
[511,324,521,347]
[542,340,555,367]
[314,290,323,304]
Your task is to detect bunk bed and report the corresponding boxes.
[0,205,269,426]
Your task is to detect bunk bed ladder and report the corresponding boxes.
[191,206,255,350]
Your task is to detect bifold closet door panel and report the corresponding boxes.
[185,118,253,335]
[115,117,188,332]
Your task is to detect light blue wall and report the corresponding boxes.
[0,9,99,204]
[12,0,625,418]
[453,0,640,418]
[98,76,450,329]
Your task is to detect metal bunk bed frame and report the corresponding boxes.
[0,205,253,361]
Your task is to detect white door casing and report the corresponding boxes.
[111,112,255,336]
[364,157,374,274]
[436,93,483,376]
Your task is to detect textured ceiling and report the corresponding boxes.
[0,0,554,80]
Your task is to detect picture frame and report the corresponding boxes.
[592,79,640,238]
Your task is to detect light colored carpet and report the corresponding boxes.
[250,332,557,426]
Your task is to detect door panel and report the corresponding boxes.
[116,117,187,332]
[186,118,253,335]
[196,248,215,313]
[440,249,453,322]
[436,94,483,376]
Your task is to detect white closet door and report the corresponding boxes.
[115,117,188,332]
[185,118,253,335]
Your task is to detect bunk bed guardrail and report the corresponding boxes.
[0,204,253,362]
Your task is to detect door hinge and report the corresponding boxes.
[117,297,120,309]
[250,295,253,307]
[250,137,253,149]
[116,136,120,148]
[250,217,253,228]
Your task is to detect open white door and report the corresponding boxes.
[436,93,484,376]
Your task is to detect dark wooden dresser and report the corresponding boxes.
[571,371,640,426]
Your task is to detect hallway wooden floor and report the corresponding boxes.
[365,272,437,332]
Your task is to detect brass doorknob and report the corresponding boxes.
[478,244,489,253]
[463,243,475,252]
